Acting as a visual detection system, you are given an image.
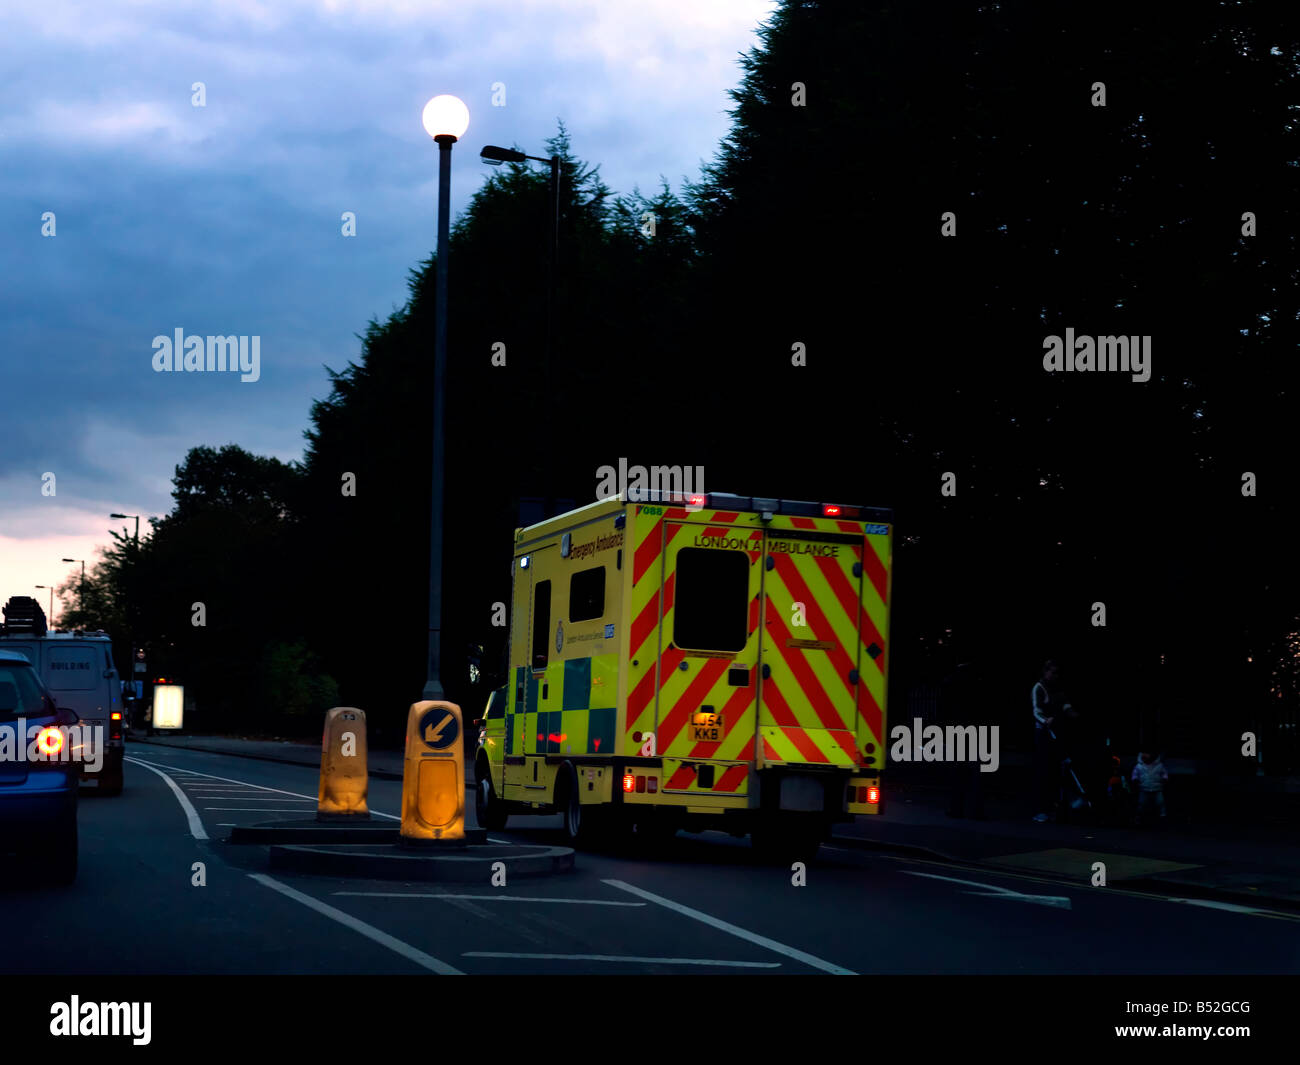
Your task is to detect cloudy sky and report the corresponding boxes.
[0,0,778,619]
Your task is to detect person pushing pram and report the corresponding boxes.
[1031,660,1092,821]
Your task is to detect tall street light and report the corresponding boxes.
[420,93,469,702]
[479,144,560,381]
[62,558,86,617]
[110,512,140,545]
[34,585,54,627]
[111,513,141,699]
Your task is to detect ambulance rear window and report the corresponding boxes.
[674,548,749,653]
[569,566,605,623]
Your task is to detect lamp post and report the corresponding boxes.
[34,585,54,627]
[479,144,560,381]
[110,513,140,700]
[110,512,140,546]
[62,558,85,620]
[420,94,469,702]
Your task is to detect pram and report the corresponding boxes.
[1048,725,1092,818]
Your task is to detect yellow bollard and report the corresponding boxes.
[317,706,370,819]
[400,700,465,842]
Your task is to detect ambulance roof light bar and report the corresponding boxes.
[618,491,892,523]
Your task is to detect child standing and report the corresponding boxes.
[1131,751,1168,824]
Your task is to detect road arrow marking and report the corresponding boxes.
[425,714,452,745]
[902,870,1072,909]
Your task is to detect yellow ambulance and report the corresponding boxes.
[475,491,891,858]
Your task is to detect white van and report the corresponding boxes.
[0,599,125,795]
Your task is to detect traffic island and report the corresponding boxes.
[267,840,575,881]
[226,819,489,846]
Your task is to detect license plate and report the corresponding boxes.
[690,711,723,741]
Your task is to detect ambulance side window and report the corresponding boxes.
[569,566,605,623]
[532,580,552,670]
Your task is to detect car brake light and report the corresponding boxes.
[111,712,122,720]
[622,773,635,793]
[867,786,880,804]
[36,726,64,756]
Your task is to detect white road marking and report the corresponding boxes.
[463,952,778,968]
[249,874,462,975]
[126,755,400,820]
[204,807,329,812]
[603,879,855,975]
[334,892,646,906]
[193,797,314,802]
[125,757,208,840]
[1166,898,1300,919]
[901,870,1072,909]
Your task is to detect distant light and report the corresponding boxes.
[154,685,184,730]
[422,95,469,140]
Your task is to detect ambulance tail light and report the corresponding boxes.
[822,503,860,518]
[867,785,880,804]
[622,773,636,793]
[636,776,647,793]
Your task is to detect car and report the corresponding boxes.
[0,649,80,884]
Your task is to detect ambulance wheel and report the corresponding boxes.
[475,769,508,831]
[558,768,601,846]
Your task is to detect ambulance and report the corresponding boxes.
[475,492,891,859]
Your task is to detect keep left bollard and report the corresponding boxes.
[318,707,369,820]
[400,700,465,843]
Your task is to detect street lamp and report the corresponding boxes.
[62,558,86,616]
[479,144,561,380]
[33,585,54,627]
[110,512,140,544]
[111,513,141,699]
[419,93,469,702]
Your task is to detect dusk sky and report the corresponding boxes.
[1,0,778,618]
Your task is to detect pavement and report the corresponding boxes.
[132,731,1300,911]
